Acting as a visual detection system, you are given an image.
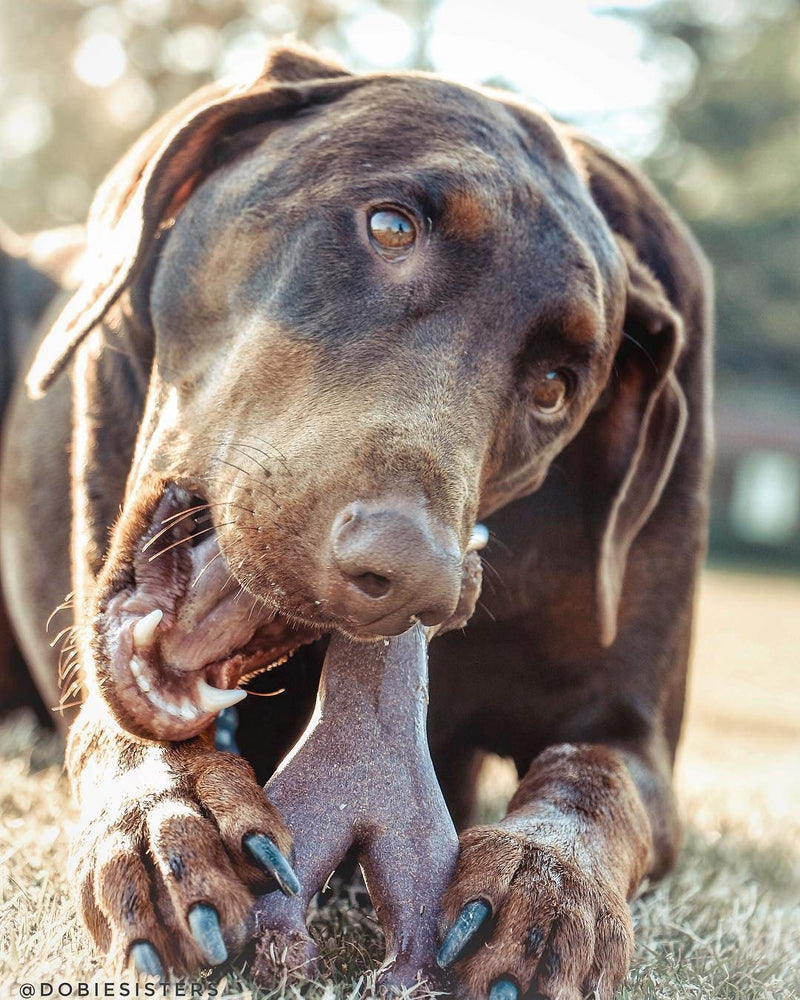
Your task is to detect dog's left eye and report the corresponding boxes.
[531,370,571,414]
[368,208,416,258]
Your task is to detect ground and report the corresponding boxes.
[1,568,798,998]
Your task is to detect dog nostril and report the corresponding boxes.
[350,571,392,599]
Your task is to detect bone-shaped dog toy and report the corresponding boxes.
[251,623,459,989]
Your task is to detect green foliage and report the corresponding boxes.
[630,0,800,387]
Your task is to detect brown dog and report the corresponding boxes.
[0,43,711,999]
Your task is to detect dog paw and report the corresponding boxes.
[70,736,299,977]
[438,826,633,1000]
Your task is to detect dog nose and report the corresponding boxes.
[328,501,462,633]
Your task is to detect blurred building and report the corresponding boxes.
[712,386,800,566]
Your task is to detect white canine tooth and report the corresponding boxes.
[133,609,163,649]
[196,678,247,714]
[467,523,489,552]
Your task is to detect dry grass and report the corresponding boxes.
[1,568,799,998]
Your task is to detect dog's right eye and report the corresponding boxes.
[531,370,572,415]
[368,207,417,259]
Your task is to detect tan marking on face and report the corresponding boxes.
[564,304,604,347]
[441,190,489,240]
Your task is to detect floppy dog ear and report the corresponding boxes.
[591,239,688,646]
[26,44,352,398]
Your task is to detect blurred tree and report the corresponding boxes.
[0,0,440,232]
[618,0,800,390]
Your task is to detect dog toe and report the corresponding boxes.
[441,827,633,999]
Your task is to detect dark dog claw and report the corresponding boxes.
[244,832,301,896]
[489,980,518,1000]
[130,941,164,979]
[187,903,228,966]
[437,898,492,968]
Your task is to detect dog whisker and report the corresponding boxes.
[49,624,75,649]
[476,598,497,623]
[487,530,513,557]
[58,647,80,685]
[212,457,256,481]
[45,592,74,632]
[228,443,272,479]
[244,686,287,698]
[142,507,211,553]
[143,502,248,555]
[203,471,276,506]
[480,556,511,600]
[244,433,291,472]
[191,550,223,589]
[159,502,215,526]
[53,697,83,713]
[147,522,236,563]
[622,331,659,373]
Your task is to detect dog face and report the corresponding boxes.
[31,48,684,740]
[143,75,623,620]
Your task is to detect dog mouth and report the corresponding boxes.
[95,484,323,742]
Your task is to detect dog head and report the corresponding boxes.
[30,45,685,737]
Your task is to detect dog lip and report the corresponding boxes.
[111,612,323,740]
[104,593,329,741]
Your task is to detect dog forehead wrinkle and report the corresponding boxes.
[321,72,516,140]
[232,79,532,199]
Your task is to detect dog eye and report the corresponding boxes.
[531,371,571,414]
[368,208,416,258]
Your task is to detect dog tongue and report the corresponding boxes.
[156,534,262,671]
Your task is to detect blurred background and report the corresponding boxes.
[1,0,798,571]
[2,0,799,816]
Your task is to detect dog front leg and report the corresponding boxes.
[66,695,300,977]
[438,742,656,1000]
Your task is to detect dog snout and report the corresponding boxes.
[327,500,462,634]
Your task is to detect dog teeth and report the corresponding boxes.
[146,688,188,720]
[196,678,247,714]
[128,625,244,724]
[179,698,199,721]
[130,656,151,692]
[130,654,211,723]
[467,523,489,552]
[132,609,163,649]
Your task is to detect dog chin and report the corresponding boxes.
[92,483,325,742]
